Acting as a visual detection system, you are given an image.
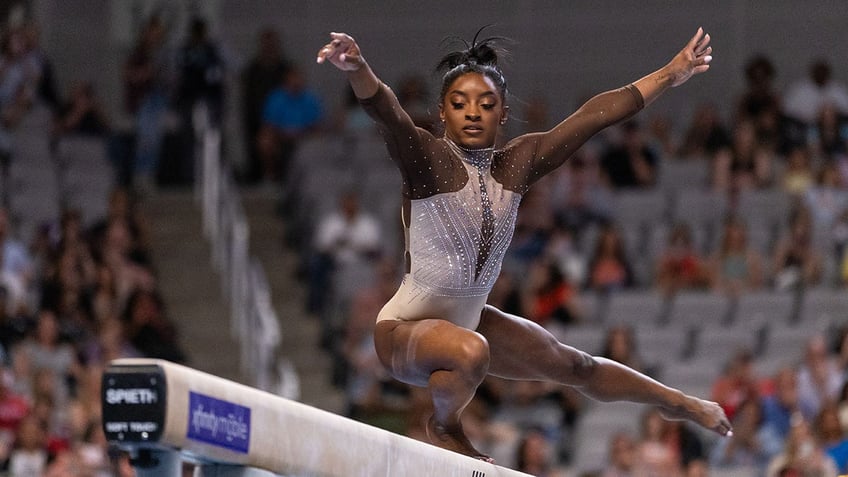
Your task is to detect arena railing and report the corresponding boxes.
[192,103,292,397]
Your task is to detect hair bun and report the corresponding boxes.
[436,25,509,73]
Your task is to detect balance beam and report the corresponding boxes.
[102,358,533,477]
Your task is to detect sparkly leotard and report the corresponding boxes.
[361,81,643,329]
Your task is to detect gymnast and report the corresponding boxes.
[317,27,731,462]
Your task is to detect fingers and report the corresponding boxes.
[317,33,352,64]
[687,26,704,50]
[316,41,337,64]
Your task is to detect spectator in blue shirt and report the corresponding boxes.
[256,65,323,185]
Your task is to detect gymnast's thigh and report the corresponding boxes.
[374,318,490,388]
[476,304,590,383]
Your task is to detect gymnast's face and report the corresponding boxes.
[440,72,507,149]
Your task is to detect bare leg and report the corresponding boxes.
[374,319,494,461]
[476,305,732,436]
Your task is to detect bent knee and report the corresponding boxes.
[456,333,490,378]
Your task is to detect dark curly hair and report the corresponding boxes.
[435,25,511,102]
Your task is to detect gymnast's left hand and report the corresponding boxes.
[316,32,365,72]
[664,27,713,87]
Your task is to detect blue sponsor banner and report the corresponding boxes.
[187,392,251,453]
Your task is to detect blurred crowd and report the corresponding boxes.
[0,11,197,477]
[2,6,848,475]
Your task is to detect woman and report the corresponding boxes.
[710,216,764,295]
[587,223,634,292]
[317,27,730,461]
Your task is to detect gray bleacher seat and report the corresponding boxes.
[609,190,668,264]
[669,189,728,226]
[604,290,668,327]
[797,287,848,329]
[571,401,643,474]
[55,136,114,226]
[635,326,690,367]
[668,189,728,254]
[657,159,710,192]
[56,136,110,172]
[692,326,760,362]
[659,358,723,399]
[731,291,797,327]
[753,353,800,380]
[664,291,732,329]
[553,325,606,355]
[759,325,821,368]
[735,188,794,231]
[610,189,668,226]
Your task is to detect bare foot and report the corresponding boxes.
[660,395,733,437]
[425,416,493,463]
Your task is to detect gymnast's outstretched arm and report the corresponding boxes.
[317,32,436,184]
[514,27,712,183]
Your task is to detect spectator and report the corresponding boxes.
[308,191,382,344]
[761,367,802,442]
[89,187,151,257]
[122,15,170,195]
[765,415,837,477]
[601,431,638,477]
[679,102,731,159]
[0,207,33,315]
[121,289,185,364]
[521,257,581,328]
[709,397,782,470]
[711,349,759,423]
[709,216,764,296]
[6,414,48,476]
[781,145,815,197]
[514,427,568,477]
[543,225,589,292]
[87,263,119,326]
[815,103,848,161]
[783,59,848,127]
[0,26,36,161]
[241,27,290,184]
[53,81,109,137]
[586,223,634,292]
[12,310,80,406]
[803,161,847,233]
[599,325,647,375]
[97,217,156,310]
[814,403,848,473]
[20,21,59,111]
[175,17,224,121]
[256,65,323,185]
[0,366,29,456]
[772,207,822,291]
[712,120,773,193]
[655,222,709,295]
[635,407,680,476]
[736,55,781,140]
[796,334,844,422]
[600,120,658,189]
[551,152,613,237]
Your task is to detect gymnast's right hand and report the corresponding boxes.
[316,32,364,71]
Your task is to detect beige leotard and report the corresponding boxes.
[360,80,643,330]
